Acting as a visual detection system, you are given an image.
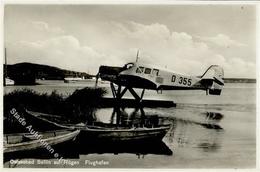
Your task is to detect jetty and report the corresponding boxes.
[99,98,176,108]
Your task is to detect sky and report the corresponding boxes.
[4,5,256,78]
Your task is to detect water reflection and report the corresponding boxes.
[195,127,223,153]
[162,111,224,152]
[72,139,173,157]
[98,106,164,128]
[4,139,172,162]
[160,111,224,133]
[97,108,225,154]
[4,107,226,162]
[4,106,173,162]
[202,112,224,121]
[197,142,221,152]
[200,112,224,130]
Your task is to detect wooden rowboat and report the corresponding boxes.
[4,129,80,153]
[25,110,171,142]
[77,124,171,142]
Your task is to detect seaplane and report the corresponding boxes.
[96,52,224,103]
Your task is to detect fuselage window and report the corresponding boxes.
[136,66,144,73]
[152,69,159,76]
[144,68,152,74]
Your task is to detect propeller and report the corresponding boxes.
[94,72,99,88]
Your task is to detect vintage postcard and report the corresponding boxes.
[2,1,257,169]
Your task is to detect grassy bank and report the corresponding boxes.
[4,87,107,133]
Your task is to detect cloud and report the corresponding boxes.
[104,21,254,78]
[31,21,65,35]
[7,21,255,78]
[196,34,247,47]
[31,21,48,30]
[8,35,126,74]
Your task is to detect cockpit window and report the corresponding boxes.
[144,68,152,74]
[124,63,134,69]
[152,69,159,76]
[136,66,144,73]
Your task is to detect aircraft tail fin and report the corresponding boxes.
[200,65,224,95]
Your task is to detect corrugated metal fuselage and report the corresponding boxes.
[98,62,224,95]
[100,63,204,90]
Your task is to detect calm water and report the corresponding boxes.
[4,81,256,168]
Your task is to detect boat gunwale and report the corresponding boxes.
[80,125,171,132]
[4,129,80,148]
[4,129,77,136]
[26,109,172,132]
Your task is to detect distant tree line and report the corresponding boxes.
[4,62,92,85]
[223,78,256,83]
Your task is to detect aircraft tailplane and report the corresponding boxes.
[200,65,224,95]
